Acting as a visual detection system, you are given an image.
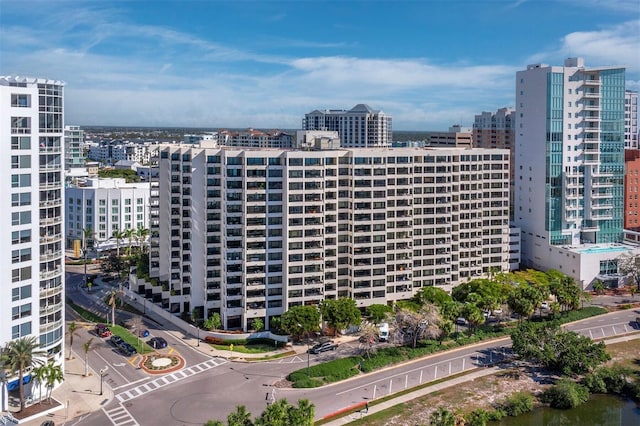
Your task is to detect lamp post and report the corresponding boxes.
[298,323,310,377]
[99,366,108,396]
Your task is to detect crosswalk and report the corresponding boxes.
[115,357,227,403]
[103,403,139,426]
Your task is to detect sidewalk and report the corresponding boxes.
[17,352,114,426]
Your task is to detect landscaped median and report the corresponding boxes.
[287,306,608,388]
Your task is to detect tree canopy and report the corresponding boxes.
[319,298,361,335]
[280,305,321,338]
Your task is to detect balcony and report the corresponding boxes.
[40,216,62,226]
[39,233,62,243]
[40,181,62,190]
[40,285,63,298]
[39,198,62,208]
[40,268,62,280]
[39,301,63,315]
[40,251,62,262]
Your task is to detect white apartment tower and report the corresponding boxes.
[625,90,638,149]
[302,104,392,148]
[148,145,510,330]
[64,125,85,170]
[515,58,627,273]
[0,76,66,361]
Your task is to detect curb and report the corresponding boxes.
[322,401,367,420]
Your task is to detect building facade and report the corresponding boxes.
[514,58,636,288]
[302,104,392,148]
[148,144,510,330]
[426,126,474,148]
[219,129,294,149]
[624,149,640,231]
[0,76,66,363]
[65,178,150,249]
[625,90,638,149]
[64,125,85,171]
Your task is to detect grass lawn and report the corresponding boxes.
[209,342,279,354]
[109,324,154,354]
[604,338,640,375]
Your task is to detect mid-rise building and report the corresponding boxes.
[474,108,516,219]
[1,76,66,363]
[625,149,640,231]
[64,125,85,170]
[65,178,150,249]
[148,144,510,330]
[426,126,474,148]
[515,58,639,288]
[302,104,392,148]
[219,129,294,149]
[88,141,158,165]
[625,90,638,149]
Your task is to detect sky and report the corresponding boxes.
[1,0,639,131]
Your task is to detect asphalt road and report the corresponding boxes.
[67,305,640,426]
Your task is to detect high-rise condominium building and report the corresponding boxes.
[64,125,85,170]
[474,108,516,219]
[148,144,510,330]
[0,76,66,362]
[625,90,638,149]
[624,149,640,232]
[302,104,392,148]
[514,58,638,288]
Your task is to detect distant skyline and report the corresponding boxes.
[1,0,639,130]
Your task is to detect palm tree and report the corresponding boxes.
[32,365,46,404]
[124,228,135,257]
[43,361,64,403]
[126,316,145,352]
[135,226,149,254]
[112,228,125,258]
[82,338,94,377]
[4,336,46,412]
[108,290,124,327]
[67,321,79,360]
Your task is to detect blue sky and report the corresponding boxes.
[1,0,639,130]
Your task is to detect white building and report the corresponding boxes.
[515,58,639,288]
[64,125,85,171]
[219,129,294,149]
[303,104,392,148]
[65,178,150,250]
[625,90,638,149]
[88,141,157,165]
[148,144,511,330]
[0,76,66,366]
[295,130,341,149]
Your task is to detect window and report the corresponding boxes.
[11,136,30,149]
[11,229,31,244]
[12,322,31,339]
[11,174,30,188]
[11,211,31,225]
[12,285,31,301]
[11,155,31,169]
[11,117,31,133]
[11,192,31,206]
[11,94,30,107]
[11,267,32,283]
[11,248,31,263]
[12,303,31,320]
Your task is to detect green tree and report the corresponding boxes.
[126,316,145,351]
[135,225,149,253]
[250,318,264,332]
[67,321,79,360]
[507,284,542,320]
[365,304,393,324]
[511,321,610,376]
[108,289,124,327]
[461,304,485,331]
[32,365,46,404]
[4,336,46,412]
[542,378,589,409]
[430,406,456,426]
[438,320,454,344]
[227,405,253,426]
[124,227,135,256]
[592,279,606,295]
[204,421,224,426]
[417,286,453,308]
[280,305,320,339]
[43,360,64,403]
[203,312,222,331]
[254,399,314,426]
[83,338,94,377]
[320,298,361,336]
[112,228,125,258]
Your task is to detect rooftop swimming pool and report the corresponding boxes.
[575,245,630,254]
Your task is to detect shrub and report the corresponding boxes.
[502,392,533,416]
[583,365,630,395]
[542,378,589,409]
[486,408,506,421]
[465,408,490,426]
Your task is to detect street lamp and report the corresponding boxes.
[298,323,310,377]
[99,366,108,396]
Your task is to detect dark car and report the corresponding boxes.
[95,324,112,337]
[308,341,338,354]
[118,341,137,357]
[109,335,124,347]
[147,337,168,349]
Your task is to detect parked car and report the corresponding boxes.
[147,337,168,349]
[109,335,124,347]
[455,317,468,326]
[95,324,112,338]
[118,341,137,357]
[308,341,338,354]
[540,302,550,310]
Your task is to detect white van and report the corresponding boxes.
[378,323,390,342]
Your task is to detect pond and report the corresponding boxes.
[498,394,639,425]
